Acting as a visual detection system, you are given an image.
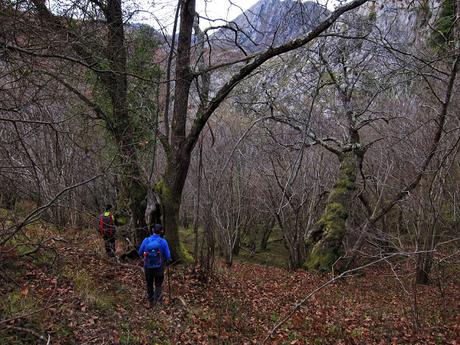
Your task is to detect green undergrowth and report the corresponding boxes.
[60,266,130,313]
[0,207,11,219]
[0,326,40,345]
[119,323,143,345]
[0,288,46,345]
[180,227,289,268]
[1,289,38,319]
[237,239,288,268]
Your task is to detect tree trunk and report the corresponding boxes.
[248,226,258,256]
[156,152,193,262]
[199,199,215,281]
[129,181,149,247]
[154,0,369,265]
[260,218,275,250]
[416,222,436,284]
[286,234,306,270]
[416,251,433,285]
[304,151,361,271]
[232,228,241,256]
[115,115,149,246]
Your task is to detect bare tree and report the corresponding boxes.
[155,0,370,261]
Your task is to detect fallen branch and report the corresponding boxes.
[0,302,60,326]
[0,173,106,246]
[4,325,49,343]
[19,237,69,257]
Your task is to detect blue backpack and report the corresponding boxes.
[143,240,163,267]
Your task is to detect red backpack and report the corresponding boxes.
[98,211,115,236]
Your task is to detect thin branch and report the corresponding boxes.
[184,0,370,154]
[0,302,60,326]
[1,173,106,246]
[162,0,181,142]
[2,325,49,343]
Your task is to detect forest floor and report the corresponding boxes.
[0,225,459,345]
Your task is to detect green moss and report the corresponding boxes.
[369,11,376,21]
[143,319,172,344]
[119,323,142,345]
[335,178,355,191]
[340,159,356,176]
[155,180,192,263]
[155,179,174,205]
[155,180,174,214]
[304,155,357,272]
[31,250,57,269]
[327,323,345,338]
[368,0,377,22]
[0,207,10,218]
[320,202,348,225]
[55,321,74,339]
[180,241,194,264]
[116,215,128,226]
[349,327,365,338]
[304,246,338,271]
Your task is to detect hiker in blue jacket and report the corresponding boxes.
[138,224,171,308]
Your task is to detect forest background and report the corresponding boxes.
[0,0,459,343]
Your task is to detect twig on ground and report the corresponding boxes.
[4,325,50,342]
[0,302,60,326]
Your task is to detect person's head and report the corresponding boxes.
[105,204,113,211]
[152,223,164,236]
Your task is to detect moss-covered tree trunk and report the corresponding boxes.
[304,151,361,271]
[156,151,193,262]
[30,0,153,248]
[159,186,183,261]
[119,173,148,247]
[104,0,149,248]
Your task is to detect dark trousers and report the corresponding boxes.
[145,267,164,303]
[103,234,116,257]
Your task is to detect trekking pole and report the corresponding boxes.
[167,264,172,302]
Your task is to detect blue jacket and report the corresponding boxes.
[138,234,171,268]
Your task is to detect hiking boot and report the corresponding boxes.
[148,300,155,309]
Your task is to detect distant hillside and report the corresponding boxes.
[211,0,329,52]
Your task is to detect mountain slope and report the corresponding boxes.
[211,0,329,52]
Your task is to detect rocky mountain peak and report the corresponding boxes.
[211,0,329,52]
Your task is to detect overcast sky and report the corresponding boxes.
[135,0,343,32]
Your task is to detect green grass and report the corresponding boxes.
[61,267,117,313]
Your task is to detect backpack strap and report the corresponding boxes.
[108,212,113,236]
[157,249,162,266]
[98,214,104,235]
[99,212,115,236]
